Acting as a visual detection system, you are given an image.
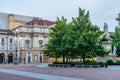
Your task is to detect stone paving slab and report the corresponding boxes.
[0,69,82,80]
[0,72,40,80]
[2,64,120,80]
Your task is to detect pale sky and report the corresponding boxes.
[0,0,120,32]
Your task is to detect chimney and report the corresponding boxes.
[33,17,39,26]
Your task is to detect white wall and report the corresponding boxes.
[0,35,15,53]
[0,13,37,29]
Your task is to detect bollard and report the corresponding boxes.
[105,63,108,68]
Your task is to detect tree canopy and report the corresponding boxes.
[45,8,108,63]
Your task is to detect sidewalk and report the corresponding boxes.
[0,72,40,80]
[0,69,82,80]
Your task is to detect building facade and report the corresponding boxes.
[0,29,16,63]
[0,13,55,63]
[13,18,54,63]
[0,13,120,64]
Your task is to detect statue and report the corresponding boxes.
[103,22,108,34]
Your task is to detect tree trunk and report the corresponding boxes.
[55,57,57,62]
[66,57,68,62]
[69,58,70,62]
[55,53,58,62]
[63,53,65,63]
[82,53,85,64]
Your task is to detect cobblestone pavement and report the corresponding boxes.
[1,63,120,80]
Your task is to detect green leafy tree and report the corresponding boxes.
[45,8,108,63]
[111,27,120,56]
[71,8,108,64]
[45,17,69,62]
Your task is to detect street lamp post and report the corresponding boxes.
[14,29,19,65]
[19,37,22,63]
[6,35,8,64]
[15,46,18,64]
[23,39,27,65]
[24,43,26,65]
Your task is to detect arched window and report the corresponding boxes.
[39,52,43,63]
[25,40,30,48]
[8,53,13,63]
[0,53,5,63]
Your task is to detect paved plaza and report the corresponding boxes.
[0,64,120,80]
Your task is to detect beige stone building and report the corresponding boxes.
[13,18,54,63]
[0,13,55,63]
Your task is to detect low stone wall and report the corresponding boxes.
[48,64,103,68]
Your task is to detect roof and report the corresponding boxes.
[0,29,14,35]
[26,18,55,26]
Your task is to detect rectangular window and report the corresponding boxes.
[39,41,43,48]
[2,38,4,42]
[9,44,13,49]
[10,38,12,43]
[34,55,38,61]
[39,27,42,32]
[29,28,32,32]
[43,28,45,32]
[1,43,5,49]
[46,28,49,33]
[26,43,29,49]
[26,28,29,32]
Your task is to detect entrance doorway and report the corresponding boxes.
[28,55,31,63]
[0,53,5,63]
[40,55,42,63]
[8,53,13,63]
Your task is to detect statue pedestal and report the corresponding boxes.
[97,54,116,62]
